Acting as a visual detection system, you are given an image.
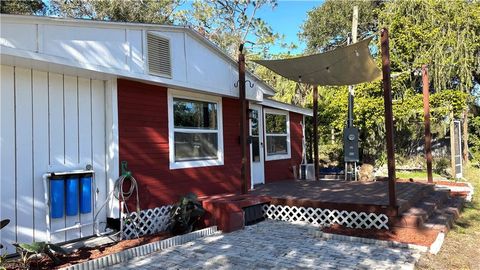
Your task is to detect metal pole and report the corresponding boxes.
[450,111,456,178]
[313,85,319,181]
[238,44,249,194]
[422,65,433,183]
[347,6,358,128]
[380,28,397,208]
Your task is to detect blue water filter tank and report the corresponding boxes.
[50,177,65,218]
[65,176,79,216]
[80,175,92,214]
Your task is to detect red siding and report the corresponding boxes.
[264,112,303,183]
[118,79,244,209]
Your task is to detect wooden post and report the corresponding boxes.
[313,85,319,181]
[380,28,397,208]
[422,65,433,183]
[238,44,249,194]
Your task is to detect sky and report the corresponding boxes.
[254,1,324,54]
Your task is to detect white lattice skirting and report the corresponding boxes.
[262,204,389,229]
[121,205,173,239]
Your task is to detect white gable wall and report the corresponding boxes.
[0,15,271,101]
[0,64,117,252]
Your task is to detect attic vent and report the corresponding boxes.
[147,32,172,78]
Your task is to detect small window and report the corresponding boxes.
[168,89,224,169]
[264,109,291,161]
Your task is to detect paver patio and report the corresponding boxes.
[105,220,422,270]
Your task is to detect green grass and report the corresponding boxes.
[416,165,480,270]
[395,171,446,180]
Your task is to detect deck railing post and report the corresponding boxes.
[238,44,249,194]
[313,85,319,181]
[422,65,433,183]
[380,28,397,208]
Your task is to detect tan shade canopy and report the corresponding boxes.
[253,37,382,86]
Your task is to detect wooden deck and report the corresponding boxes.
[250,180,434,216]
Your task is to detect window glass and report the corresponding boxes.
[251,136,260,162]
[266,136,288,156]
[174,132,218,161]
[251,109,259,136]
[265,114,287,134]
[174,98,217,129]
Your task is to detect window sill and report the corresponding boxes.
[265,154,291,161]
[169,159,224,170]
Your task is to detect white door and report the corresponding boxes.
[249,104,265,188]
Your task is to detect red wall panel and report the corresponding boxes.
[118,79,243,209]
[264,112,303,183]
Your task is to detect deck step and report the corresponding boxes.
[392,189,452,228]
[423,196,465,231]
[397,184,436,214]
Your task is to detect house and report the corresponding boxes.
[0,14,312,250]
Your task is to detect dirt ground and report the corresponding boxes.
[415,166,480,270]
[3,232,171,270]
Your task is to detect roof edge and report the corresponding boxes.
[261,98,312,116]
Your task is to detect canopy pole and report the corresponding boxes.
[238,44,249,194]
[380,28,397,209]
[347,5,358,128]
[422,65,433,183]
[313,85,319,181]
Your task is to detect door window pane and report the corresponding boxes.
[251,136,260,162]
[174,98,217,129]
[174,132,218,161]
[251,109,259,136]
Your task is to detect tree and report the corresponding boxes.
[380,0,480,163]
[51,0,186,24]
[185,0,281,57]
[298,0,480,166]
[300,0,382,53]
[0,0,46,15]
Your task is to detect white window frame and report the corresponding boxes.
[168,88,224,169]
[263,108,291,161]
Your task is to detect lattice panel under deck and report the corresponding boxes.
[121,205,173,239]
[262,204,389,229]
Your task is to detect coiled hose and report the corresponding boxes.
[94,174,140,237]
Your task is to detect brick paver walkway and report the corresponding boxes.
[106,220,422,270]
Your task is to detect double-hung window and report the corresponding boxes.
[264,109,291,161]
[168,89,224,169]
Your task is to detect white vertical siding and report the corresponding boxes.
[0,65,112,250]
[77,78,94,237]
[14,67,35,245]
[63,75,81,241]
[91,80,107,232]
[32,70,49,243]
[1,65,17,253]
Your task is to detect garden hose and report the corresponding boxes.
[93,161,141,238]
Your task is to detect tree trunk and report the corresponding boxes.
[462,108,469,164]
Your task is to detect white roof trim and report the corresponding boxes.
[261,98,312,116]
[0,14,276,96]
